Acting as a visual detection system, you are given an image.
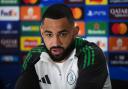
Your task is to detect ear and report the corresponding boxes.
[40,25,44,37]
[73,26,79,37]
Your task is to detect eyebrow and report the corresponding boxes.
[44,29,69,34]
[44,30,52,33]
[58,29,69,33]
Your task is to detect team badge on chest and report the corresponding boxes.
[67,70,76,85]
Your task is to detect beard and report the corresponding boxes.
[46,40,75,62]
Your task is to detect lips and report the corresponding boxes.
[51,48,64,56]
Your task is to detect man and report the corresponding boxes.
[15,3,111,89]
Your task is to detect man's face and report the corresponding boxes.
[40,17,78,61]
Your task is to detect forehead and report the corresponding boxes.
[42,17,73,31]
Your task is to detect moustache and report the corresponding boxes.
[50,46,64,50]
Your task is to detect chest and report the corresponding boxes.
[35,58,78,89]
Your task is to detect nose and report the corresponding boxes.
[52,35,62,46]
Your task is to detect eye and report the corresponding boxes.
[45,33,53,37]
[59,32,68,37]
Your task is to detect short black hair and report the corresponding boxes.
[42,3,74,24]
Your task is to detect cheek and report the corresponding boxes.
[62,36,74,48]
[43,39,51,49]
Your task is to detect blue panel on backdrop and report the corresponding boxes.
[0,21,20,37]
[85,6,108,21]
[41,0,64,5]
[109,66,128,80]
[109,0,128,4]
[0,37,20,53]
[0,55,19,63]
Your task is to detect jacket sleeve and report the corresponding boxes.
[15,66,40,89]
[15,46,42,89]
[75,44,111,89]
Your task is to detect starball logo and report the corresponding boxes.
[0,21,19,36]
[109,7,128,20]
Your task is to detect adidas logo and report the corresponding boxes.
[39,75,51,84]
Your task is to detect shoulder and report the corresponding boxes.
[75,37,107,69]
[30,44,47,53]
[75,37,99,50]
[75,37,103,57]
[22,44,47,70]
[75,38,109,89]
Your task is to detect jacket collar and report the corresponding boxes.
[40,49,76,63]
